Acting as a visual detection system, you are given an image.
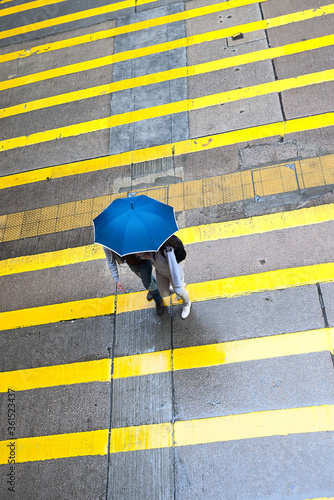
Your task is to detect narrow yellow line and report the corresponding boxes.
[0,0,157,41]
[0,0,264,48]
[0,359,112,393]
[0,113,333,190]
[1,262,331,331]
[174,405,334,448]
[1,74,333,152]
[114,328,334,378]
[0,5,332,93]
[0,405,333,462]
[0,295,115,332]
[0,0,67,18]
[0,429,109,464]
[1,203,334,277]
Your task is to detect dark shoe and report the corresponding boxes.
[147,291,154,301]
[156,300,165,316]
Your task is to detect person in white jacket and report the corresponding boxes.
[137,239,191,319]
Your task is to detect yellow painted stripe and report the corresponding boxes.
[0,0,157,41]
[1,5,332,93]
[2,328,334,391]
[0,0,268,62]
[1,112,333,189]
[174,405,334,448]
[2,48,334,118]
[2,263,333,331]
[111,405,334,452]
[114,328,334,378]
[1,204,334,277]
[1,75,334,152]
[0,359,112,393]
[116,262,334,314]
[0,406,333,462]
[0,295,115,331]
[0,0,67,18]
[0,429,109,464]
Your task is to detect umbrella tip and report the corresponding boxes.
[131,202,134,209]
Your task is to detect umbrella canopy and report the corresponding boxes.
[93,195,178,256]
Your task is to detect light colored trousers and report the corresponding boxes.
[155,265,190,306]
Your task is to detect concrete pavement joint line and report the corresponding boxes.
[1,203,334,276]
[0,0,68,18]
[2,263,334,331]
[0,359,112,393]
[1,328,333,391]
[0,405,333,463]
[1,112,333,188]
[0,4,332,92]
[6,69,334,149]
[0,0,267,49]
[2,49,334,118]
[0,0,157,41]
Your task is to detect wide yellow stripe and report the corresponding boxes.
[1,112,333,189]
[1,76,333,152]
[0,0,156,41]
[2,203,333,277]
[110,422,172,453]
[114,328,334,378]
[1,406,333,462]
[0,359,112,393]
[174,405,334,447]
[1,4,332,93]
[0,0,268,62]
[0,295,115,331]
[0,0,67,18]
[2,263,334,330]
[0,430,109,464]
[2,35,333,119]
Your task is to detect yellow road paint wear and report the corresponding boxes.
[0,359,112,393]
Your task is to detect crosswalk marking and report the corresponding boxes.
[1,405,332,463]
[1,5,332,94]
[0,0,67,18]
[1,113,332,188]
[0,0,157,41]
[1,203,333,277]
[1,263,334,331]
[2,328,333,391]
[0,359,112,393]
[2,35,333,120]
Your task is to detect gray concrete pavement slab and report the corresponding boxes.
[262,0,334,18]
[108,448,173,500]
[114,309,171,356]
[0,455,108,500]
[188,93,282,138]
[112,372,172,426]
[175,432,334,499]
[318,282,334,327]
[176,143,239,179]
[174,351,334,421]
[273,46,334,80]
[0,316,114,371]
[284,126,334,159]
[266,14,334,48]
[0,382,111,437]
[281,82,334,121]
[172,286,324,348]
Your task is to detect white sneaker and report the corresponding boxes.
[181,301,191,319]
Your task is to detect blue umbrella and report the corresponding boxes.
[93,195,178,256]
